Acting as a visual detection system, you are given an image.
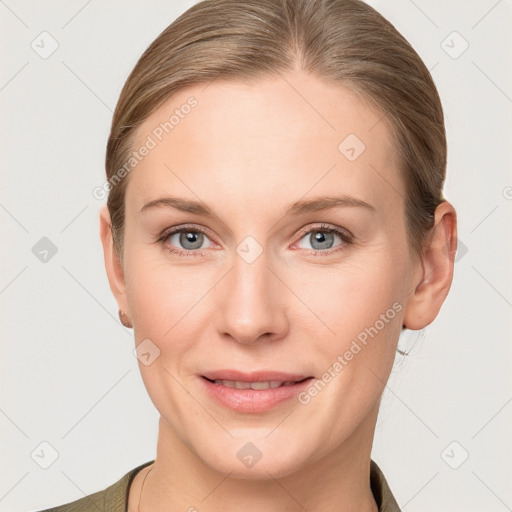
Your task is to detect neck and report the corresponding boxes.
[135,407,380,512]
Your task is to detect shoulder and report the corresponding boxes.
[31,460,154,512]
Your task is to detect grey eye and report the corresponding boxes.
[296,229,343,251]
[309,231,335,250]
[169,231,208,250]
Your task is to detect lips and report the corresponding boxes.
[201,369,313,383]
[199,371,315,413]
[208,380,299,389]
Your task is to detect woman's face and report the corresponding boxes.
[112,71,420,477]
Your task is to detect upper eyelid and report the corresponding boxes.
[295,223,351,239]
[162,224,214,241]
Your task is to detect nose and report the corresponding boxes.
[214,248,289,345]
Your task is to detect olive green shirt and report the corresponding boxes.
[35,459,401,511]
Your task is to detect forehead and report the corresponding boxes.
[126,71,403,215]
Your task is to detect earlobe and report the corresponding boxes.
[402,201,458,330]
[99,205,130,315]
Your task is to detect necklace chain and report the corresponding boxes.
[137,466,153,512]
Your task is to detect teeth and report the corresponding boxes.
[213,380,297,389]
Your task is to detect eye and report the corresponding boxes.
[158,223,352,257]
[294,224,352,254]
[159,225,214,256]
[169,230,209,250]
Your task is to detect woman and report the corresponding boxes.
[37,0,457,510]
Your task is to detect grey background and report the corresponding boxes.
[1,1,511,511]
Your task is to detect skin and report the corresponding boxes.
[100,70,457,512]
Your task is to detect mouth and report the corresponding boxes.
[200,369,314,386]
[202,376,312,390]
[199,371,315,413]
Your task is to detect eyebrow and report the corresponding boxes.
[140,195,375,217]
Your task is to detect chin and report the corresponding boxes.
[197,435,311,480]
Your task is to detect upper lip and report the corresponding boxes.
[201,370,313,382]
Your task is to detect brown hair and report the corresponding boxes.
[105,0,447,260]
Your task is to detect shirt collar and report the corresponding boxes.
[108,459,401,512]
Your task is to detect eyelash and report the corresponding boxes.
[157,223,353,258]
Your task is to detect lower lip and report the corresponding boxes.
[199,376,314,413]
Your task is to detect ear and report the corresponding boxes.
[99,204,130,316]
[402,201,457,330]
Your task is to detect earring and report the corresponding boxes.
[119,309,133,328]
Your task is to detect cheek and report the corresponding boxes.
[124,242,186,317]
[124,248,221,347]
[295,253,406,331]
[289,248,408,386]
[123,254,208,414]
